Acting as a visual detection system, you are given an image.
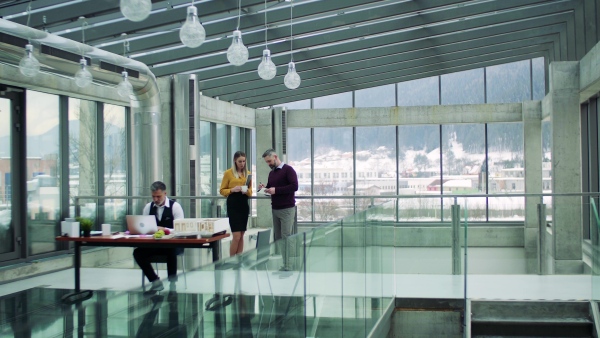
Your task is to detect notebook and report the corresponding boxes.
[126,215,158,235]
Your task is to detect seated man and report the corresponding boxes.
[133,181,184,291]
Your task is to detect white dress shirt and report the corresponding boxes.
[142,197,185,222]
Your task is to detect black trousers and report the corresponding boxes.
[133,247,178,282]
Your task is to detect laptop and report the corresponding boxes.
[126,215,158,235]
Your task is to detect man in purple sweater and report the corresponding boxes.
[258,148,298,275]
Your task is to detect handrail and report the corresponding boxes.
[73,192,600,200]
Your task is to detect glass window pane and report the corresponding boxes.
[198,121,212,218]
[0,98,13,254]
[287,128,311,221]
[231,126,241,152]
[486,60,531,103]
[397,76,440,106]
[487,123,524,220]
[441,69,484,105]
[356,126,396,212]
[542,119,552,222]
[532,57,545,100]
[216,123,228,216]
[103,104,127,226]
[69,98,97,222]
[542,119,552,193]
[274,99,310,109]
[355,84,395,108]
[487,123,524,193]
[441,124,485,220]
[27,91,61,255]
[398,125,441,221]
[313,92,352,109]
[314,127,353,221]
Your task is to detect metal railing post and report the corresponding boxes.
[537,203,547,275]
[452,202,461,275]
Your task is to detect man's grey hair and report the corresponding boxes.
[262,148,277,158]
[150,181,167,192]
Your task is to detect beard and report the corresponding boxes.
[269,163,276,169]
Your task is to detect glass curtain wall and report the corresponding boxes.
[398,125,441,221]
[198,122,253,218]
[313,127,354,222]
[103,104,127,228]
[0,97,13,256]
[355,85,396,212]
[215,124,228,216]
[287,128,311,221]
[198,121,212,218]
[68,98,97,223]
[27,91,61,256]
[282,58,542,223]
[397,76,439,106]
[313,92,353,222]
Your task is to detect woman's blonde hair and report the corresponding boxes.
[231,151,247,179]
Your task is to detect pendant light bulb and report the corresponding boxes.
[227,30,249,66]
[257,49,277,80]
[284,61,301,89]
[120,0,151,22]
[117,71,133,98]
[180,6,205,48]
[74,58,93,88]
[19,44,40,78]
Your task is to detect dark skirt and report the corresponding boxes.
[226,192,249,233]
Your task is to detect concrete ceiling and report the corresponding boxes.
[0,0,598,108]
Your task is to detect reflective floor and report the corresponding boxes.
[0,287,328,338]
[0,246,591,337]
[0,288,381,338]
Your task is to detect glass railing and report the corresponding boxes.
[66,192,598,336]
[182,202,397,337]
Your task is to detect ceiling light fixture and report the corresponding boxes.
[120,0,152,22]
[227,0,248,66]
[74,20,93,88]
[117,41,133,98]
[284,0,300,89]
[19,2,40,78]
[257,0,276,80]
[180,0,205,48]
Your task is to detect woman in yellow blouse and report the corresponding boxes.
[219,151,253,257]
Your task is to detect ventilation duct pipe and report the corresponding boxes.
[0,18,162,205]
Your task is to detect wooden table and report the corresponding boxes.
[55,233,230,303]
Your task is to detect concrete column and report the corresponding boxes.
[522,100,542,274]
[255,108,274,228]
[548,61,583,274]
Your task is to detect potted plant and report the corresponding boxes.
[76,217,94,237]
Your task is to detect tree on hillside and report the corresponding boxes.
[414,154,429,172]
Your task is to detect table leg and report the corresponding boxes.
[211,240,221,262]
[74,241,81,292]
[61,241,93,304]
